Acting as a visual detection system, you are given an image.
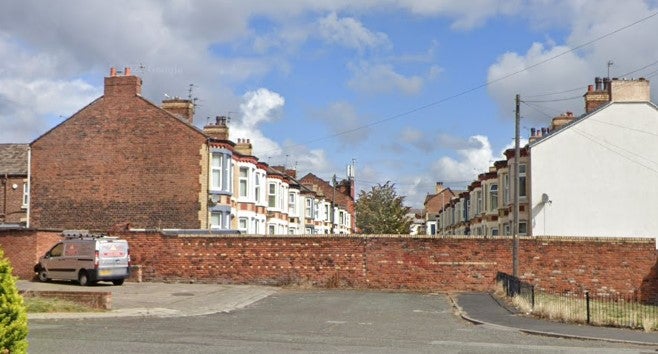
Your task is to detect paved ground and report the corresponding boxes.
[18,280,278,319]
[28,289,654,353]
[454,292,658,346]
[19,280,658,349]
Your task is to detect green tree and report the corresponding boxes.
[0,247,28,354]
[355,181,412,234]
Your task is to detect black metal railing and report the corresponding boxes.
[495,272,658,331]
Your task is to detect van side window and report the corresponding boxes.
[50,243,64,257]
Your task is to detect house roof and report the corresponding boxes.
[0,144,28,175]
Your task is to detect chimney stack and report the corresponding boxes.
[162,98,195,124]
[104,67,142,97]
[203,116,230,140]
[235,138,253,156]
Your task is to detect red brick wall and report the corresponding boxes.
[2,230,656,303]
[0,176,27,224]
[30,91,206,230]
[118,232,656,298]
[0,230,61,279]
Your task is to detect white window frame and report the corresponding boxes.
[489,184,498,211]
[268,182,277,208]
[239,167,249,198]
[519,164,527,198]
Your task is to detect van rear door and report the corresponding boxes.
[97,240,130,278]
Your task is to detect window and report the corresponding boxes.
[324,204,330,221]
[305,198,312,218]
[254,172,262,203]
[211,152,231,192]
[268,183,276,208]
[519,221,527,235]
[504,223,510,236]
[50,243,63,257]
[490,184,498,211]
[238,217,248,232]
[288,192,296,215]
[476,191,482,214]
[210,211,229,229]
[519,164,527,198]
[254,219,260,234]
[339,211,345,225]
[503,174,510,204]
[268,224,275,235]
[491,228,499,236]
[239,167,248,197]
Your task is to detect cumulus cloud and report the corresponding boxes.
[430,135,495,184]
[487,42,592,127]
[399,127,433,152]
[317,12,391,51]
[348,62,424,95]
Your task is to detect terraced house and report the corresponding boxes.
[437,76,657,239]
[27,68,355,234]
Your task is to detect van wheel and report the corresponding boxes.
[112,279,124,286]
[78,271,90,286]
[37,269,50,282]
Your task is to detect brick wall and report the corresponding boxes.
[118,232,657,299]
[0,230,61,279]
[30,82,207,230]
[2,230,656,303]
[0,176,27,224]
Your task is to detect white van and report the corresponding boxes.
[34,231,130,286]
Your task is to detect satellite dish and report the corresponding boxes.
[541,193,551,204]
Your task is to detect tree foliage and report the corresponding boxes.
[0,247,28,354]
[355,181,412,234]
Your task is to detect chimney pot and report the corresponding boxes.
[110,67,117,77]
[124,67,131,76]
[588,84,593,92]
[530,128,536,136]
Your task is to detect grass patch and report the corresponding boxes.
[496,281,657,332]
[24,296,102,313]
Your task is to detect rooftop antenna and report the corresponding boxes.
[138,63,146,74]
[607,60,614,79]
[188,83,195,100]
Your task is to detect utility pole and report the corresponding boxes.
[331,174,336,234]
[513,94,520,277]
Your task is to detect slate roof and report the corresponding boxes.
[0,144,29,175]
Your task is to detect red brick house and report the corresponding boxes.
[299,173,356,233]
[29,68,208,230]
[0,144,29,227]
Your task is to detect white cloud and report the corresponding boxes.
[348,62,423,95]
[317,12,391,51]
[430,135,495,184]
[487,42,592,127]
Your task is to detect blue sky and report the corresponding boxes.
[1,1,658,207]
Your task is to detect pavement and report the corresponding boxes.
[452,292,658,346]
[17,280,278,320]
[18,280,658,346]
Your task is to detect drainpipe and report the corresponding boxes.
[26,147,31,228]
[2,173,7,221]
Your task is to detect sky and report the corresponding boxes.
[1,1,658,208]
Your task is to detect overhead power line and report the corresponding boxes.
[260,11,658,156]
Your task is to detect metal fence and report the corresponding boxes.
[495,272,658,331]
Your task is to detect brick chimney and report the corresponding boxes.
[203,116,230,140]
[435,182,445,194]
[104,67,142,97]
[235,138,253,156]
[550,111,576,132]
[609,77,650,102]
[584,77,610,113]
[162,98,195,124]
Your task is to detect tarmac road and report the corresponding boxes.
[25,284,655,354]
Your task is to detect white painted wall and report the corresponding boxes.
[530,102,658,238]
